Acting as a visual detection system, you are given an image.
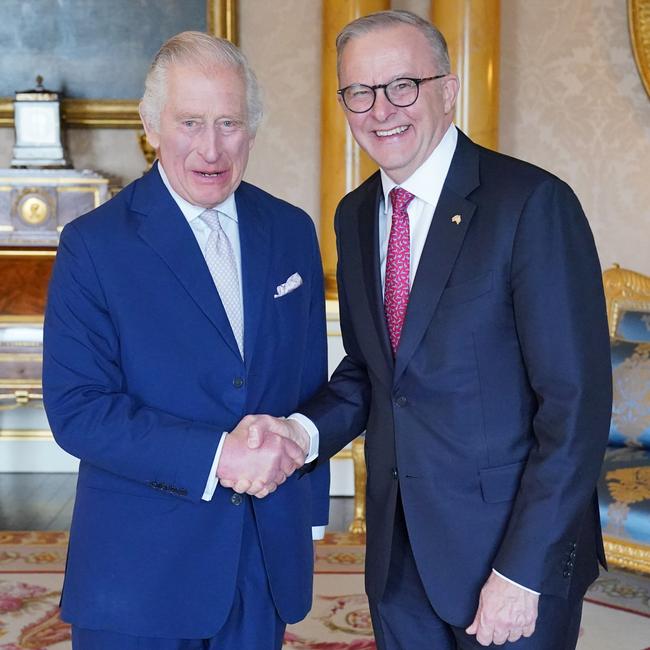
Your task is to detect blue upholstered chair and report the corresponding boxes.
[598,265,650,574]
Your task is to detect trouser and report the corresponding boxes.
[369,495,583,650]
[72,496,285,650]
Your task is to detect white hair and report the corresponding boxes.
[140,31,263,134]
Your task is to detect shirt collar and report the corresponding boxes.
[380,123,458,213]
[157,162,238,225]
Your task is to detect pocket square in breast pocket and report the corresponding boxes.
[274,272,303,298]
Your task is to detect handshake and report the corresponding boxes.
[216,415,309,498]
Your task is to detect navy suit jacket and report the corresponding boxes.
[301,132,612,625]
[43,164,329,638]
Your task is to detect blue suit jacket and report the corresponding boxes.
[43,164,329,638]
[301,132,612,625]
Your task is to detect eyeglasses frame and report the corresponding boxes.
[337,74,448,114]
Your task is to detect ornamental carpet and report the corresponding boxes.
[0,531,648,649]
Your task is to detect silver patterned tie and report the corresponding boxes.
[199,209,244,357]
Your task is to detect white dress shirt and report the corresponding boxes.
[158,165,324,538]
[378,123,457,292]
[294,125,539,590]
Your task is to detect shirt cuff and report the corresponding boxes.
[492,569,540,595]
[287,413,319,463]
[311,525,325,540]
[202,432,228,501]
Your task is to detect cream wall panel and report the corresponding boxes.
[66,129,145,183]
[392,0,430,18]
[0,127,144,187]
[240,0,323,227]
[500,0,650,275]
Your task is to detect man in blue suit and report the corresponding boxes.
[42,31,329,649]
[247,10,612,649]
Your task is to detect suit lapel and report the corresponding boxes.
[133,164,241,358]
[357,178,394,370]
[235,183,271,370]
[393,132,480,384]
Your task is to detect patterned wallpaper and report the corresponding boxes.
[239,0,322,223]
[500,0,650,275]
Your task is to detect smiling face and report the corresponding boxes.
[338,24,459,184]
[141,63,255,208]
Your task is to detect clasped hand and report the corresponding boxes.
[216,414,309,498]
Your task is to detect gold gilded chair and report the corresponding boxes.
[599,265,650,574]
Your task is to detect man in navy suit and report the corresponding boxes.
[246,10,612,649]
[43,32,328,649]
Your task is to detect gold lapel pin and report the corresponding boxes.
[451,214,462,225]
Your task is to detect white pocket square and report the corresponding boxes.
[274,272,303,298]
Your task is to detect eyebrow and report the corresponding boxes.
[346,73,419,86]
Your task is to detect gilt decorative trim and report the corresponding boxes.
[629,0,650,98]
[602,265,650,338]
[603,535,650,574]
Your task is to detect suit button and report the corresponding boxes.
[570,551,576,560]
[391,468,398,479]
[395,396,407,407]
[233,377,244,388]
[563,570,571,578]
[231,494,243,506]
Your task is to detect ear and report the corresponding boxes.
[248,134,256,152]
[441,74,460,115]
[139,102,161,150]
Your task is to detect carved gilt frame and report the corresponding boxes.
[629,0,650,98]
[602,264,650,338]
[0,0,237,129]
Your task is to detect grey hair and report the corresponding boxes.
[336,10,450,78]
[140,31,263,134]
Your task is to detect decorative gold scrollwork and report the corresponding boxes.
[11,188,54,228]
[629,0,650,98]
[19,196,49,225]
[603,265,650,338]
[606,466,650,504]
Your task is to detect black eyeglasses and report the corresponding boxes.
[337,75,447,113]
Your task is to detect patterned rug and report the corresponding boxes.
[0,531,648,649]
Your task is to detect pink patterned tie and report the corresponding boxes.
[384,187,414,355]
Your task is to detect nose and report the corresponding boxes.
[370,88,397,122]
[197,127,221,163]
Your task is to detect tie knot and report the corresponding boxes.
[199,208,223,231]
[389,187,415,215]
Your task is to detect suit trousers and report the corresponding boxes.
[72,496,285,650]
[368,493,583,650]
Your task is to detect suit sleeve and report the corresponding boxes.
[300,204,372,461]
[492,178,612,596]
[299,220,330,527]
[42,223,223,503]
